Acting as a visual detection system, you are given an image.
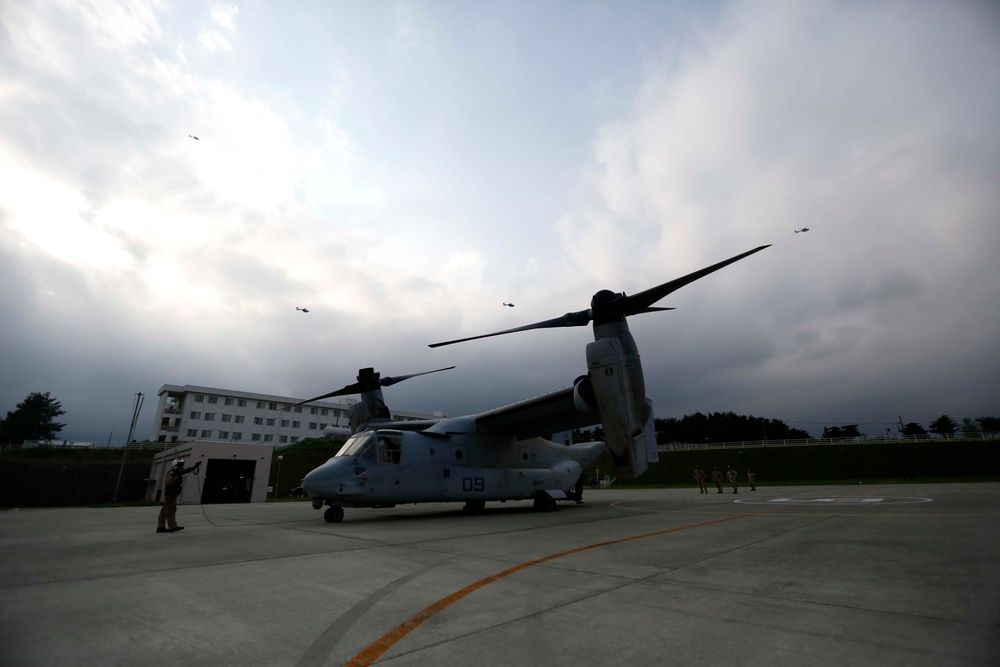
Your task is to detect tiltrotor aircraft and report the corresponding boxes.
[297,245,770,522]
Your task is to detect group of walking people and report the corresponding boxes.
[693,465,756,494]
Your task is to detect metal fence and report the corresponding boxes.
[4,440,174,452]
[660,432,1000,452]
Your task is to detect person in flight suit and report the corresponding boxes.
[747,468,757,491]
[693,465,708,494]
[727,466,739,494]
[157,458,201,533]
[711,467,724,494]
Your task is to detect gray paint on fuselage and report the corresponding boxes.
[303,429,603,508]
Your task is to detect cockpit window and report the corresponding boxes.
[335,432,376,460]
[377,434,402,465]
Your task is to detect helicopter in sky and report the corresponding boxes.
[503,302,515,307]
[795,227,809,233]
[296,245,770,522]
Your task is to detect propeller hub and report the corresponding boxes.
[591,290,626,325]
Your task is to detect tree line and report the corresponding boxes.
[571,411,811,444]
[571,411,1000,444]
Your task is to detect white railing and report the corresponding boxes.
[659,432,999,451]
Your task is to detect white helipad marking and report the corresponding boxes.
[815,497,883,503]
[737,496,934,506]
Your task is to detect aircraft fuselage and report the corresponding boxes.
[302,428,604,510]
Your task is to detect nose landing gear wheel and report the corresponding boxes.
[324,506,344,523]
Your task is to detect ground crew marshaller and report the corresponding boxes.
[747,468,757,491]
[693,465,707,493]
[157,458,201,533]
[711,466,724,494]
[727,466,738,494]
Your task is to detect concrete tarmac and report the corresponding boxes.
[2,483,998,666]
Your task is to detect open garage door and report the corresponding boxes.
[201,459,257,504]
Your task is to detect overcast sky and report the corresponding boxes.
[2,0,998,443]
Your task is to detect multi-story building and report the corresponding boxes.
[151,384,444,445]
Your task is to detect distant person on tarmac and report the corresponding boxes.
[711,467,724,494]
[747,468,757,491]
[157,459,201,533]
[727,466,738,494]
[693,465,707,493]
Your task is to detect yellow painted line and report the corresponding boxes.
[346,507,786,666]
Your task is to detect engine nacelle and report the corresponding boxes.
[572,374,596,414]
[585,336,656,478]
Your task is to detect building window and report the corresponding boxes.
[310,407,318,415]
[290,436,299,443]
[224,397,233,406]
[208,396,218,404]
[201,429,212,438]
[218,431,229,439]
[251,433,261,442]
[194,394,204,403]
[279,435,288,444]
[186,429,198,437]
[233,432,242,441]
[268,402,278,410]
[237,399,246,407]
[293,406,302,413]
[321,408,328,416]
[266,418,276,427]
[280,420,289,428]
[235,415,245,424]
[221,414,232,423]
[292,421,300,428]
[190,411,201,420]
[256,401,264,409]
[254,417,263,425]
[204,413,215,421]
[309,422,317,430]
[264,434,273,443]
[319,423,327,430]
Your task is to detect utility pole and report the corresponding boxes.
[113,392,145,503]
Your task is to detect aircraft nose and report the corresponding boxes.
[302,459,362,497]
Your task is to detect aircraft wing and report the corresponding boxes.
[473,386,601,439]
[362,419,442,433]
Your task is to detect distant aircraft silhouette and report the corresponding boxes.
[795,227,809,234]
[503,303,514,308]
[189,135,200,140]
[296,307,310,313]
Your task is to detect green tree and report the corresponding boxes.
[822,425,861,439]
[977,416,1000,432]
[961,417,982,436]
[654,413,809,443]
[900,422,927,436]
[0,392,66,444]
[929,415,958,436]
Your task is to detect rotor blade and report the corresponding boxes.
[429,309,591,348]
[284,383,363,410]
[621,245,771,314]
[380,366,456,387]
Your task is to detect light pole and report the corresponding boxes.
[274,455,283,501]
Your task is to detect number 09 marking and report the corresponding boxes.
[462,477,485,492]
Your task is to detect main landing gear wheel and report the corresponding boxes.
[324,506,344,523]
[463,500,486,512]
[533,492,557,512]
